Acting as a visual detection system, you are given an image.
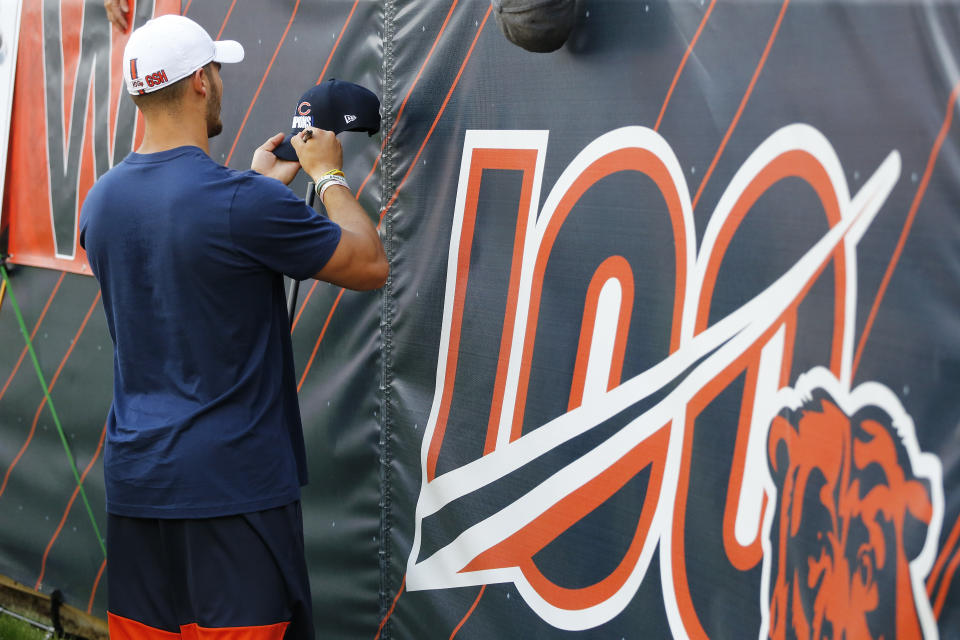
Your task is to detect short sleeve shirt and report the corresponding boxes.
[79,146,341,518]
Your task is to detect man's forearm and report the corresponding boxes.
[320,185,385,265]
[311,184,388,290]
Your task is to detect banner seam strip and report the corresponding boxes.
[378,0,397,637]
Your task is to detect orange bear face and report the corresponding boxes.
[767,391,934,640]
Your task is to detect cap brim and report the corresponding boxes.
[273,135,299,162]
[213,40,244,64]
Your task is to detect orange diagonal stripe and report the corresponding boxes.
[691,0,790,211]
[316,0,361,85]
[35,421,107,590]
[449,585,485,639]
[214,0,238,40]
[297,8,490,390]
[654,0,716,132]
[373,575,406,640]
[0,292,101,501]
[356,0,461,198]
[224,0,302,166]
[853,80,960,377]
[0,272,65,405]
[294,0,461,334]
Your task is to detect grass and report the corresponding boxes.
[0,610,52,639]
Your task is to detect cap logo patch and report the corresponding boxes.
[344,114,357,124]
[129,58,139,80]
[144,69,169,88]
[292,115,312,129]
[297,101,312,116]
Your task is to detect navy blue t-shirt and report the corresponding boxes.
[79,146,341,518]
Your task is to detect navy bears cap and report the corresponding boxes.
[273,79,381,161]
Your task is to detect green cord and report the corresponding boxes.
[0,265,106,559]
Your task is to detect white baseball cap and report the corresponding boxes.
[122,15,244,96]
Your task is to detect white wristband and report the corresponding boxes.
[317,175,349,202]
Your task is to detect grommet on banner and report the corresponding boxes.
[491,0,576,53]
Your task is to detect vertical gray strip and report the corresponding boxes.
[43,0,105,257]
[42,0,68,256]
[43,0,154,258]
[378,0,397,637]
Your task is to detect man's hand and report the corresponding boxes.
[290,127,342,181]
[251,133,301,185]
[103,0,129,31]
[290,127,388,290]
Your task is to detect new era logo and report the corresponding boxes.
[344,114,357,124]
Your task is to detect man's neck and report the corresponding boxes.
[136,113,210,155]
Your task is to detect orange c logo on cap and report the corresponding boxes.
[297,101,311,116]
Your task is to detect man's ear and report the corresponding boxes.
[191,68,207,97]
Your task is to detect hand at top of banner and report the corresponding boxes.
[104,0,130,32]
[252,133,301,185]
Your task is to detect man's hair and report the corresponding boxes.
[130,63,213,112]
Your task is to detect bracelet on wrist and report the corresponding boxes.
[314,171,347,196]
[315,174,350,201]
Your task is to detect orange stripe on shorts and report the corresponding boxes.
[109,613,290,640]
[108,612,181,640]
[179,621,290,639]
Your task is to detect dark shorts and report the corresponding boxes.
[106,501,314,640]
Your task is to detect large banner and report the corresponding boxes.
[1,1,959,638]
[374,2,960,638]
